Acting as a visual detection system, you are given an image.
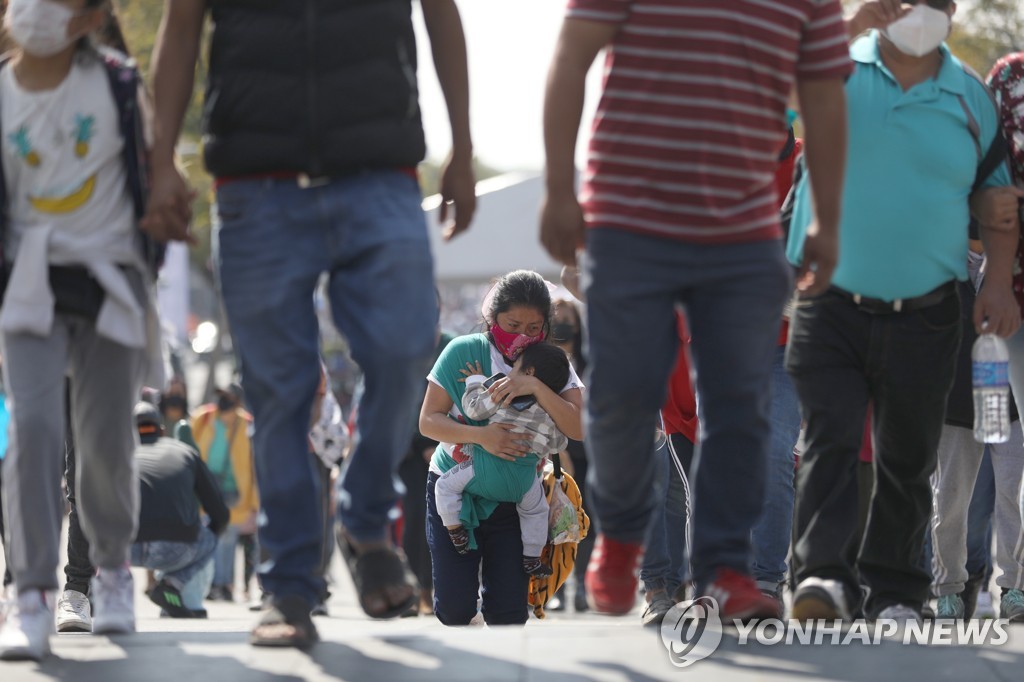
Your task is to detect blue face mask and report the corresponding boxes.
[786,109,799,127]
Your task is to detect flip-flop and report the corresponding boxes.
[337,530,419,619]
[249,595,319,649]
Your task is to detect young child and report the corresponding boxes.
[436,342,570,577]
[0,0,165,661]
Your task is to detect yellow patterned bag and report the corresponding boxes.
[527,460,590,619]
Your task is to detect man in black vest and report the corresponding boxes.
[144,0,475,647]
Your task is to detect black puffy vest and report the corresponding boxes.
[203,0,426,178]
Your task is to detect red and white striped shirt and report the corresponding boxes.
[567,0,851,243]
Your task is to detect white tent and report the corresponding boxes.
[424,172,565,285]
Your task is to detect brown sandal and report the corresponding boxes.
[337,530,419,619]
[249,595,319,649]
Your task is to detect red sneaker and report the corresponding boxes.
[703,568,782,622]
[585,535,643,615]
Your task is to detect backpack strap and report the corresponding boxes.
[958,63,1010,193]
[954,94,983,162]
[98,49,165,277]
[958,65,1011,239]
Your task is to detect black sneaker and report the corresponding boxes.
[147,580,193,618]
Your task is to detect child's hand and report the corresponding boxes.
[141,161,197,244]
[457,361,486,382]
[486,373,538,407]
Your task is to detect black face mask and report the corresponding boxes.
[160,395,187,414]
[217,395,237,412]
[549,322,578,343]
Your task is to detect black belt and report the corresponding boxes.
[829,281,957,315]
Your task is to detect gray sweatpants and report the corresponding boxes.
[436,462,550,557]
[1,313,144,591]
[931,422,1024,596]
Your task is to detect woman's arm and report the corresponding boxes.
[419,382,532,461]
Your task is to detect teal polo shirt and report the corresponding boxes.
[787,32,1012,300]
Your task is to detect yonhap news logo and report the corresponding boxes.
[660,597,1011,667]
[660,596,724,667]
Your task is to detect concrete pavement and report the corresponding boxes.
[1,560,1023,682]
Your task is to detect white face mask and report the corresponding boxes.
[883,4,951,58]
[4,0,81,58]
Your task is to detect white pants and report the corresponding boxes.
[436,461,550,557]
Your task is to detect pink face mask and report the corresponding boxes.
[489,323,544,361]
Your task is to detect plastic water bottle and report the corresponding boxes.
[973,332,1011,443]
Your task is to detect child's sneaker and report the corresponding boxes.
[92,566,135,634]
[522,556,552,577]
[0,589,55,661]
[447,526,470,555]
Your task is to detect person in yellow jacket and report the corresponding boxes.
[191,383,259,602]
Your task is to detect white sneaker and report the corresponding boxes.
[877,603,922,624]
[791,577,850,621]
[55,589,93,633]
[91,567,135,634]
[0,589,56,661]
[975,590,997,619]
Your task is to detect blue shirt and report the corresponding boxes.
[787,33,1012,300]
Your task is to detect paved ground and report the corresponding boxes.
[1,556,1023,682]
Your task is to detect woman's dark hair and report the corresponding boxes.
[518,343,570,394]
[82,0,130,56]
[486,270,552,329]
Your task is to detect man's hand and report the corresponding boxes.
[438,153,476,241]
[972,186,1024,231]
[796,221,838,296]
[847,0,911,37]
[540,190,586,267]
[141,160,196,243]
[974,281,1022,338]
[238,510,258,535]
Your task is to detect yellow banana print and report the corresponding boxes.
[28,175,96,214]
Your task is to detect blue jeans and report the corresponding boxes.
[211,523,239,589]
[751,345,801,591]
[214,171,438,603]
[131,526,218,610]
[583,229,791,590]
[640,435,691,595]
[426,473,529,626]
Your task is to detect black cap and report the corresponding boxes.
[134,401,162,442]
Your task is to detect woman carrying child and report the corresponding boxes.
[420,270,584,626]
